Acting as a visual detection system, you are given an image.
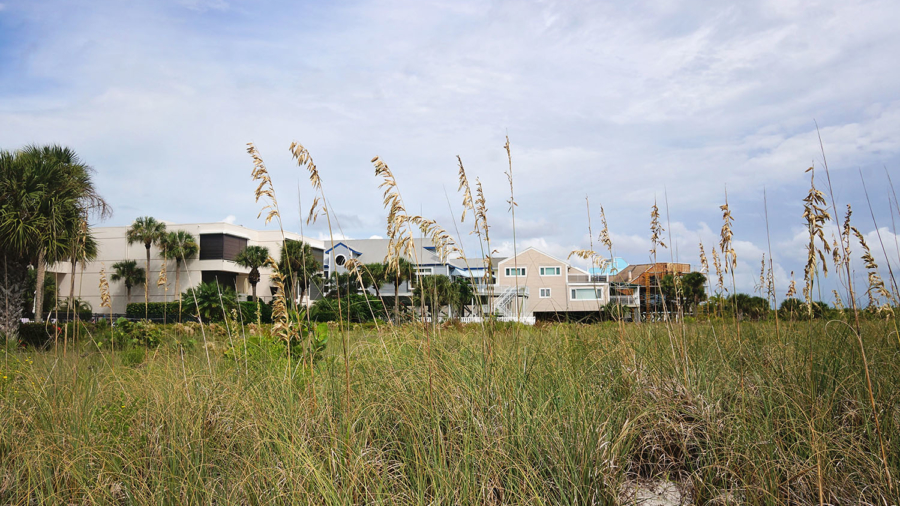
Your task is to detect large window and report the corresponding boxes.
[199,234,248,261]
[539,266,561,276]
[505,267,526,277]
[539,288,551,298]
[570,287,603,300]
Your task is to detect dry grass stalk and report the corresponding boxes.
[833,290,844,310]
[719,197,736,274]
[801,166,832,315]
[248,143,283,230]
[756,254,766,295]
[99,264,112,322]
[649,199,666,258]
[851,227,893,310]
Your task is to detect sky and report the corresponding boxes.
[2,0,900,305]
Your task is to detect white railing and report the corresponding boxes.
[568,274,608,284]
[609,294,640,306]
[426,315,536,325]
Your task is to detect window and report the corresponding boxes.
[334,254,346,266]
[504,267,526,277]
[539,266,561,276]
[539,288,551,298]
[570,288,603,300]
[417,267,433,275]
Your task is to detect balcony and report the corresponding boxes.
[472,284,529,296]
[567,274,608,284]
[609,294,640,306]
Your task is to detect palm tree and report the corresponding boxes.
[362,262,388,298]
[126,217,167,319]
[110,260,145,305]
[386,257,414,323]
[0,146,109,337]
[160,230,199,301]
[278,239,321,306]
[234,245,270,302]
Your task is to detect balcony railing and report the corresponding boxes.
[472,284,529,296]
[567,274,608,284]
[609,294,640,306]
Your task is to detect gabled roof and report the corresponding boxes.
[497,247,589,274]
[327,238,443,265]
[323,242,363,256]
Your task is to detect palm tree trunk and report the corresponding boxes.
[251,281,257,302]
[175,259,182,323]
[34,250,46,322]
[126,286,132,304]
[394,277,400,324]
[69,258,77,321]
[145,243,151,320]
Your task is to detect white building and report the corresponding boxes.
[48,222,324,315]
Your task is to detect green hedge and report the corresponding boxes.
[18,323,57,348]
[126,302,191,322]
[310,294,386,323]
[125,301,273,323]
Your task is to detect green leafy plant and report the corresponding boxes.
[181,282,238,322]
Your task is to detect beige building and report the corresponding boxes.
[492,247,640,320]
[48,222,324,315]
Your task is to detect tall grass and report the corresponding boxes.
[1,320,897,505]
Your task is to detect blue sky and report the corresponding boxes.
[2,0,900,302]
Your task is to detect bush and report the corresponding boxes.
[310,293,386,323]
[17,323,59,348]
[239,300,273,324]
[125,301,192,322]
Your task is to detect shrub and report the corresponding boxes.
[239,300,273,324]
[17,323,59,348]
[180,283,238,322]
[125,301,192,322]
[310,293,386,323]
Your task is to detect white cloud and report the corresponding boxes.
[223,215,236,224]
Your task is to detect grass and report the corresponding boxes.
[1,320,898,505]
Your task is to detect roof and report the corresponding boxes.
[611,262,692,283]
[447,256,506,270]
[331,238,444,265]
[497,246,586,272]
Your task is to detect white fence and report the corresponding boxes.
[423,315,536,325]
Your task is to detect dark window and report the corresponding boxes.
[335,254,347,266]
[199,234,248,261]
[202,271,238,290]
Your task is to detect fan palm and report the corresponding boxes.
[0,146,109,337]
[234,245,270,302]
[126,217,167,319]
[362,262,388,297]
[278,239,321,306]
[110,260,145,305]
[385,257,415,323]
[161,230,199,301]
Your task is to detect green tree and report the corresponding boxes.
[0,146,109,337]
[234,245,270,302]
[160,230,199,309]
[181,282,238,322]
[278,239,320,305]
[386,257,414,323]
[24,267,57,319]
[413,275,454,319]
[111,260,145,305]
[450,276,475,318]
[126,217,167,319]
[361,262,388,297]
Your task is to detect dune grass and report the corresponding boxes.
[1,320,897,505]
